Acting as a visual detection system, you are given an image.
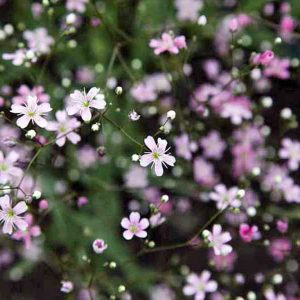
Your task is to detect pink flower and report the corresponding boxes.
[264,57,290,79]
[92,239,108,254]
[77,196,88,207]
[207,224,232,256]
[239,223,258,243]
[210,184,241,210]
[131,82,156,103]
[0,151,23,184]
[13,85,50,104]
[252,50,275,66]
[200,131,226,160]
[2,49,27,66]
[175,0,203,22]
[39,199,49,211]
[183,270,218,300]
[228,18,239,32]
[0,195,28,235]
[124,166,148,189]
[269,237,291,262]
[280,16,296,35]
[12,214,41,249]
[149,33,186,55]
[66,87,106,122]
[220,96,252,125]
[66,0,88,13]
[121,212,149,240]
[279,138,300,171]
[209,249,237,271]
[193,157,218,188]
[23,28,54,54]
[277,219,288,233]
[10,95,52,128]
[47,110,81,147]
[174,133,194,160]
[140,136,176,176]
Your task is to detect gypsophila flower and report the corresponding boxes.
[66,87,106,122]
[47,110,81,147]
[128,110,141,121]
[10,95,52,128]
[92,239,108,254]
[0,195,28,235]
[207,224,232,256]
[60,281,74,293]
[23,28,54,54]
[210,184,241,210]
[140,136,176,176]
[279,138,300,171]
[0,151,23,184]
[183,270,218,300]
[121,212,149,240]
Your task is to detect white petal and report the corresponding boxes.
[81,108,92,122]
[16,115,31,128]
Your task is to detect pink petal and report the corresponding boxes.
[0,195,11,210]
[86,87,100,100]
[90,99,106,110]
[14,201,28,215]
[16,115,31,128]
[140,153,153,167]
[3,221,13,235]
[121,218,130,229]
[123,230,134,240]
[154,161,164,176]
[67,132,81,144]
[139,218,149,230]
[34,116,48,128]
[144,136,157,152]
[129,212,140,223]
[14,217,28,231]
[81,108,92,122]
[135,230,147,238]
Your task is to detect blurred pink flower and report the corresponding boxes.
[207,224,232,256]
[239,223,258,243]
[210,184,241,210]
[149,33,186,55]
[66,0,88,13]
[23,28,54,54]
[269,237,291,262]
[279,138,300,171]
[13,85,50,104]
[264,57,290,79]
[200,131,226,160]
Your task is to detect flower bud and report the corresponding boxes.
[167,110,176,120]
[25,129,36,139]
[115,86,123,95]
[32,190,42,200]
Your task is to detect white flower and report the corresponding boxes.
[0,195,28,235]
[66,87,106,122]
[140,136,176,176]
[207,224,232,256]
[47,110,81,147]
[10,95,52,128]
[23,28,54,54]
[2,49,27,66]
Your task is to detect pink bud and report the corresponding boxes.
[39,199,49,210]
[77,196,88,207]
[174,36,187,49]
[92,239,108,254]
[229,18,239,32]
[90,17,102,27]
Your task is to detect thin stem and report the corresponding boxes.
[102,115,143,148]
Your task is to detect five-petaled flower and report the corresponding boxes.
[66,87,106,122]
[183,270,218,300]
[47,110,81,147]
[207,224,232,256]
[0,195,28,235]
[10,95,52,128]
[140,136,176,176]
[121,212,149,240]
[92,239,108,254]
[149,32,187,55]
[0,151,23,184]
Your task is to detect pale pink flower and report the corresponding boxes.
[193,157,218,188]
[61,280,74,293]
[77,196,88,207]
[10,95,52,128]
[140,136,176,176]
[149,33,186,55]
[239,223,258,243]
[23,28,54,54]
[175,0,203,22]
[280,16,296,41]
[2,49,27,66]
[12,214,41,249]
[252,50,275,66]
[210,184,241,210]
[207,224,232,256]
[174,133,194,160]
[200,131,226,160]
[269,237,291,262]
[264,57,290,79]
[66,87,106,122]
[66,0,88,13]
[124,165,148,189]
[92,239,108,254]
[183,270,218,300]
[208,249,237,272]
[0,195,28,235]
[131,82,156,103]
[47,110,81,147]
[13,84,50,104]
[220,96,252,125]
[121,212,149,240]
[279,138,300,171]
[264,288,286,300]
[0,151,23,184]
